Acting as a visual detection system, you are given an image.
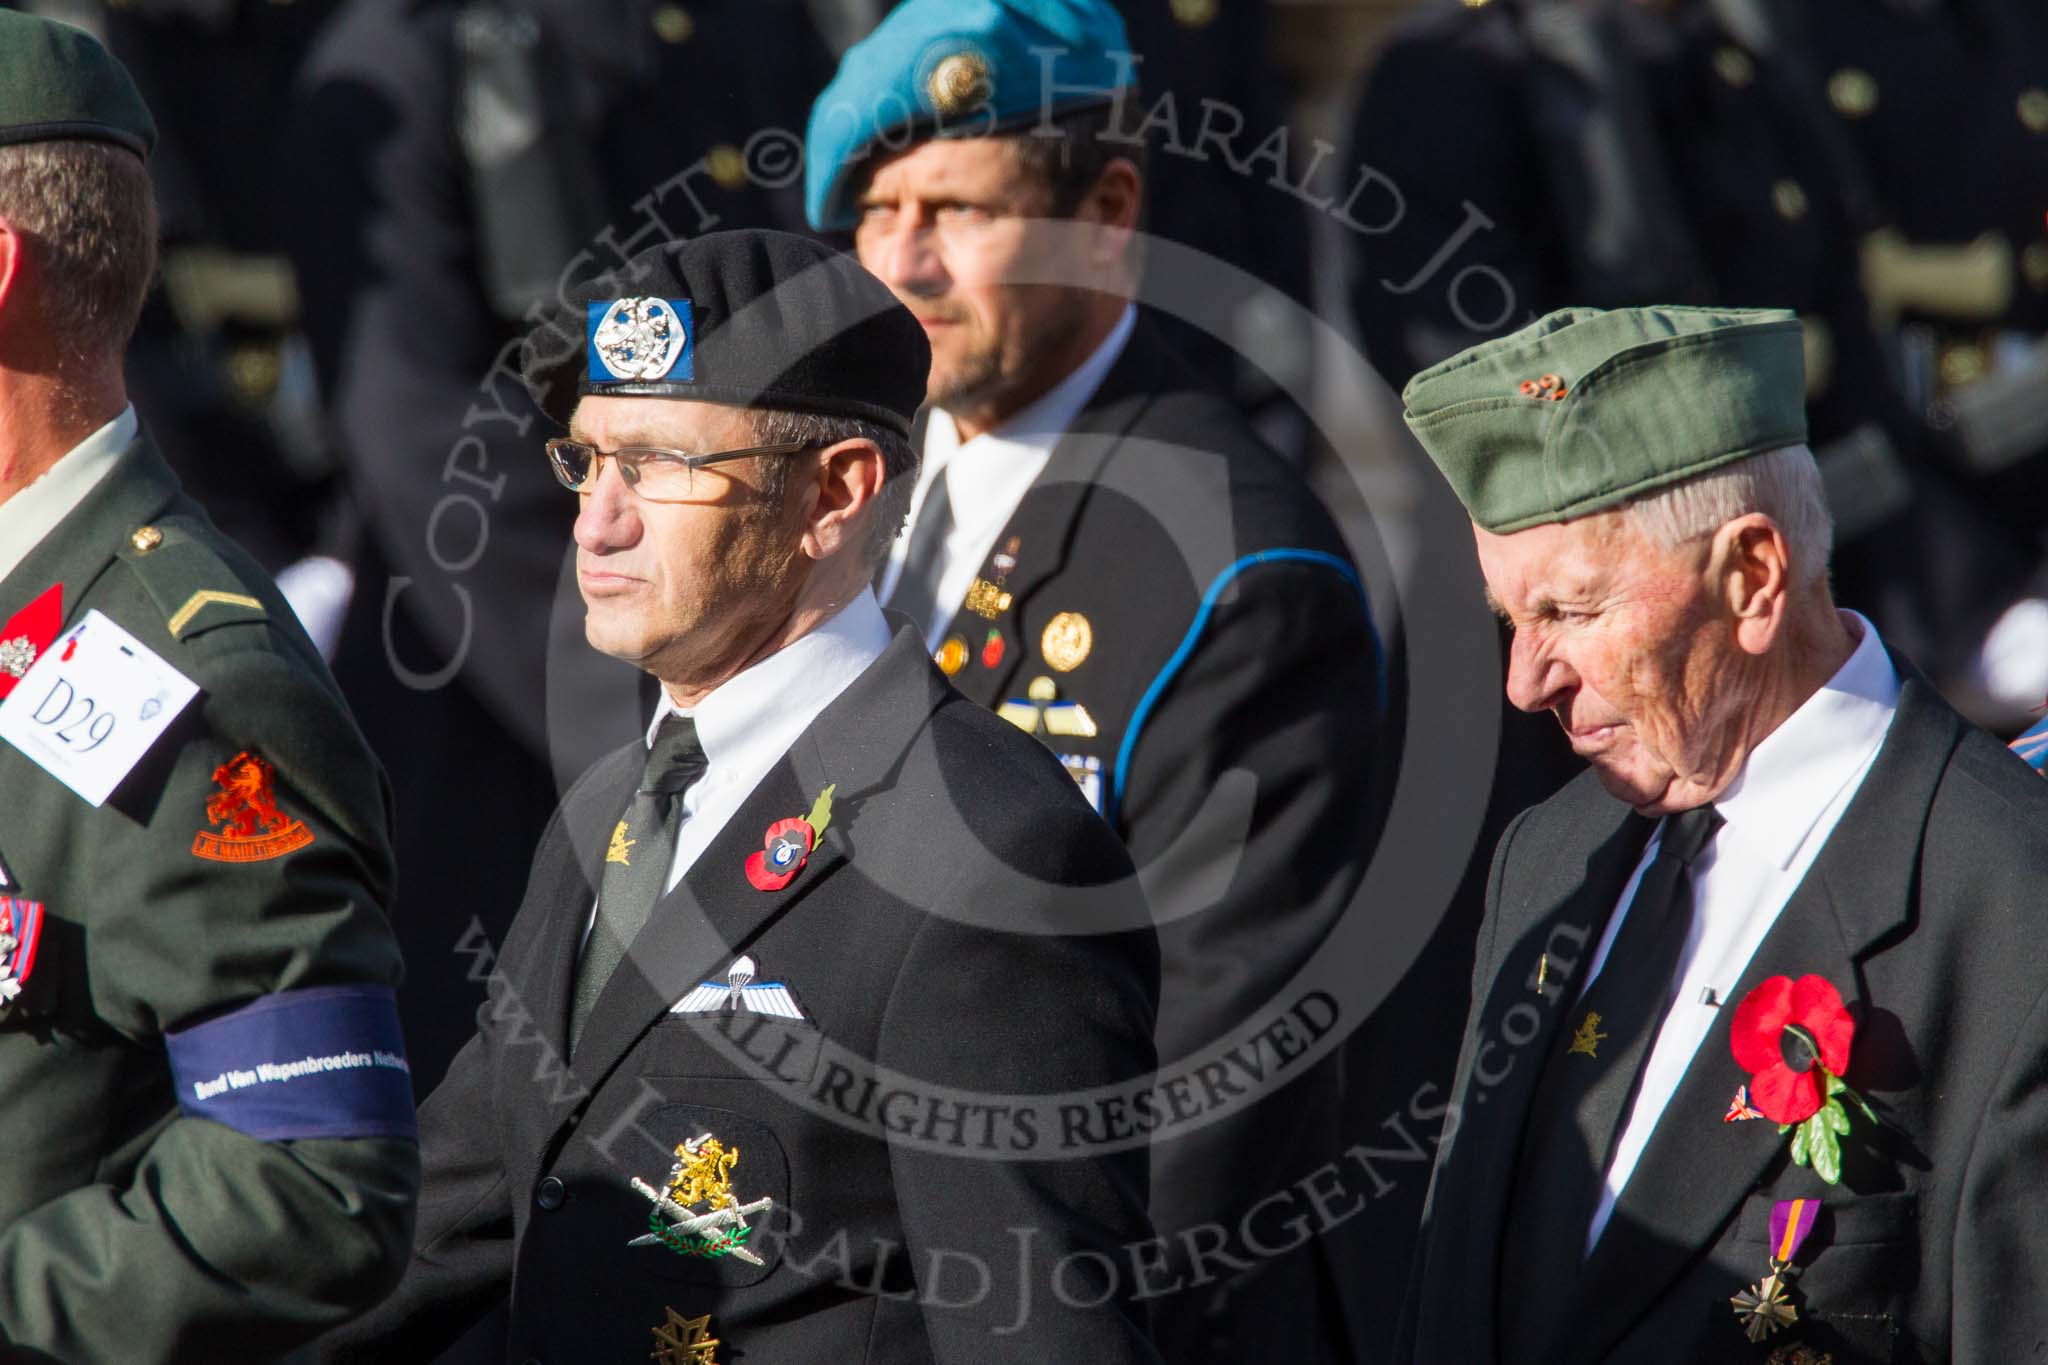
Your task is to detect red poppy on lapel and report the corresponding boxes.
[0,584,63,699]
[1730,974,1879,1185]
[1731,975,1853,1124]
[743,785,835,892]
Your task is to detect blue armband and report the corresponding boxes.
[165,984,418,1141]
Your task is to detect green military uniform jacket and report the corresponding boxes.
[0,433,418,1361]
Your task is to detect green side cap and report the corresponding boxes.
[0,11,156,158]
[1401,305,1809,533]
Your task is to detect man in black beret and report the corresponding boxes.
[319,230,1164,1364]
[0,10,420,1360]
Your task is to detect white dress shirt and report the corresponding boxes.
[878,304,1136,652]
[0,407,137,584]
[1580,610,1900,1252]
[642,587,891,896]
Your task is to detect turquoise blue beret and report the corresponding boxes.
[805,0,1135,232]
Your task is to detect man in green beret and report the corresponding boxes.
[1395,304,2048,1362]
[0,13,419,1359]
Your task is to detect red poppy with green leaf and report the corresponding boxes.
[1729,974,1880,1185]
[744,785,835,892]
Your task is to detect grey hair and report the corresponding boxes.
[1623,444,1833,587]
[0,140,158,362]
[748,408,919,570]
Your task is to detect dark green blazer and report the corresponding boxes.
[0,433,418,1361]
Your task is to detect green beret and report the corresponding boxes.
[1402,305,1808,534]
[0,11,155,159]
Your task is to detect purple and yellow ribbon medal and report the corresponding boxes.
[1731,1197,1819,1342]
[629,1131,773,1266]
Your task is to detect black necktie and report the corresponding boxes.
[568,715,709,1051]
[884,471,955,637]
[1499,803,1724,1356]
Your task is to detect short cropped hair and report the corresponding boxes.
[1008,102,1149,217]
[0,139,157,361]
[1623,445,1834,587]
[750,407,920,570]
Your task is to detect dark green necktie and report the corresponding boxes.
[1499,803,1724,1356]
[568,715,709,1051]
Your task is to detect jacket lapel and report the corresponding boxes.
[1566,672,1957,1363]
[1422,789,1652,1364]
[560,626,946,1098]
[932,324,1170,707]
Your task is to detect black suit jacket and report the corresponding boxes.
[320,625,1163,1363]
[1399,672,2048,1363]
[920,319,1391,1361]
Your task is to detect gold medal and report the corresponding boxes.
[651,1307,721,1365]
[1731,1269,1799,1342]
[963,577,1013,620]
[1040,612,1093,672]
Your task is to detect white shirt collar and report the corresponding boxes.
[0,406,138,586]
[644,586,892,765]
[1711,610,1901,871]
[887,306,1136,645]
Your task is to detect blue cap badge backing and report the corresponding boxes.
[588,297,695,385]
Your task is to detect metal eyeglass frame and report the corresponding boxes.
[544,437,813,501]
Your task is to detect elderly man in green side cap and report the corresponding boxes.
[1394,305,2048,1364]
[0,14,419,1361]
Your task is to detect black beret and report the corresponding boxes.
[520,230,930,436]
[0,11,156,158]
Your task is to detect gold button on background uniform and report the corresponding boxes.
[1827,68,1878,118]
[1713,47,1753,89]
[1171,0,1218,28]
[707,144,746,190]
[652,5,693,44]
[2023,242,2048,292]
[2019,88,2048,134]
[130,525,164,554]
[1771,179,1809,222]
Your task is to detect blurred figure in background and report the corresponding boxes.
[1346,0,2038,693]
[1112,0,1319,456]
[289,0,837,1094]
[1785,0,2048,724]
[4,0,353,645]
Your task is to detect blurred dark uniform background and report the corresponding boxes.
[3,0,348,583]
[1347,0,2047,695]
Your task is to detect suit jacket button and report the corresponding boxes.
[535,1176,565,1210]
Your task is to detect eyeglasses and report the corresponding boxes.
[544,438,813,503]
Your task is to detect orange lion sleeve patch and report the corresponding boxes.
[192,751,315,863]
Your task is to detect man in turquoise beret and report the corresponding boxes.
[0,13,418,1359]
[1396,304,2048,1362]
[807,4,1394,1361]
